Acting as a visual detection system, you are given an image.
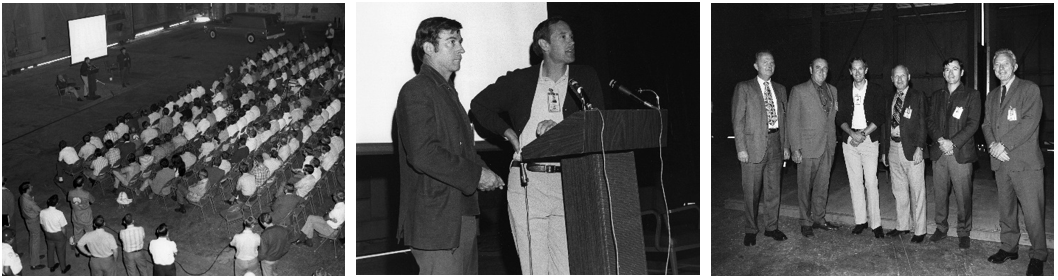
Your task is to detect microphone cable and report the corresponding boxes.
[641,89,673,274]
[175,246,231,275]
[595,108,620,274]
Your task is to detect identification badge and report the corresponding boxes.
[952,107,963,119]
[903,108,912,119]
[547,88,561,112]
[1007,107,1017,121]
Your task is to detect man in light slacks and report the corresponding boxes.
[881,65,928,242]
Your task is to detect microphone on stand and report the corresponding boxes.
[568,79,595,111]
[609,79,660,110]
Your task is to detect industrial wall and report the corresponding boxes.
[212,3,344,26]
[712,3,1053,144]
[2,3,188,73]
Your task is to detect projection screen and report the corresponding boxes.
[356,2,548,144]
[68,14,109,65]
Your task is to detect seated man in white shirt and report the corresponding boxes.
[58,140,83,178]
[227,163,256,205]
[295,191,344,247]
[293,165,318,198]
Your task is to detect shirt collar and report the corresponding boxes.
[418,64,453,88]
[1001,78,1015,89]
[538,65,570,83]
[756,76,771,87]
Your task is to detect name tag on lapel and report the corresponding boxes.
[903,108,912,119]
[952,107,963,119]
[1007,107,1017,121]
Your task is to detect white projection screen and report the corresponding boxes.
[356,2,548,144]
[68,14,108,65]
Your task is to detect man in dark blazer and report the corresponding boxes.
[836,58,889,238]
[395,17,505,275]
[731,51,789,246]
[926,58,980,249]
[980,49,1046,276]
[470,18,605,275]
[787,58,839,238]
[880,65,928,243]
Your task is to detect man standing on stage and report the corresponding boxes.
[395,17,505,275]
[836,58,889,238]
[980,49,1047,276]
[927,58,980,249]
[118,48,132,87]
[881,65,928,243]
[787,58,839,238]
[471,17,606,274]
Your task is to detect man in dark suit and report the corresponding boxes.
[836,58,889,238]
[926,58,980,249]
[787,58,839,238]
[980,49,1046,276]
[732,51,789,246]
[394,17,505,275]
[880,65,928,243]
[470,18,605,274]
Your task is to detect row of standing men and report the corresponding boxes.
[732,49,1046,275]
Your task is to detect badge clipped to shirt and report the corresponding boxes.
[547,88,561,112]
[1007,106,1017,121]
[903,107,913,119]
[952,107,963,119]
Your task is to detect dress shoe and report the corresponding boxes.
[851,223,868,234]
[812,222,840,231]
[61,264,71,273]
[50,263,59,272]
[800,226,814,238]
[29,264,45,270]
[885,229,910,237]
[910,234,925,243]
[743,233,756,246]
[929,228,947,242]
[958,236,970,248]
[1026,258,1044,276]
[872,227,884,238]
[987,249,1018,264]
[763,230,788,241]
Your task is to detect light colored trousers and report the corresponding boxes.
[887,141,926,235]
[842,135,881,228]
[507,166,569,275]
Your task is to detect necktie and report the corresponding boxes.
[763,81,777,128]
[1000,85,1007,104]
[817,85,830,114]
[891,93,903,128]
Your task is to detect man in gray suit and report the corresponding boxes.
[980,49,1046,276]
[787,58,840,238]
[732,51,789,246]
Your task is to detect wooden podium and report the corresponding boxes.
[521,109,667,275]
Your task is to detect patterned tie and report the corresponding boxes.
[891,92,903,128]
[1000,85,1007,104]
[764,81,777,127]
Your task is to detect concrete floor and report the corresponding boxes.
[2,20,345,275]
[712,138,1054,253]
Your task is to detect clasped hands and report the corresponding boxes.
[848,131,866,147]
[478,167,505,192]
[988,142,1010,162]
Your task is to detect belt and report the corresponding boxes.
[511,161,562,173]
[891,136,901,143]
[767,128,779,134]
[126,249,145,253]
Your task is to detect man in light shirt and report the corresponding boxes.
[296,192,345,247]
[294,165,319,197]
[836,58,890,238]
[77,216,118,275]
[2,228,22,276]
[40,195,71,273]
[228,163,256,205]
[230,219,262,276]
[119,214,151,276]
[58,140,82,180]
[148,223,177,276]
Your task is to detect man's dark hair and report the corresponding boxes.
[74,175,85,188]
[531,17,568,57]
[411,17,462,73]
[93,215,106,229]
[18,182,31,194]
[849,57,869,69]
[122,214,133,227]
[943,57,963,69]
[259,213,272,225]
[47,195,59,207]
[160,158,170,169]
[59,140,67,148]
[243,218,254,229]
[155,223,168,237]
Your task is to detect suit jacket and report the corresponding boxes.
[395,64,486,250]
[787,80,837,158]
[732,77,787,163]
[836,81,890,144]
[882,88,928,161]
[981,77,1044,171]
[927,84,980,163]
[470,64,606,138]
